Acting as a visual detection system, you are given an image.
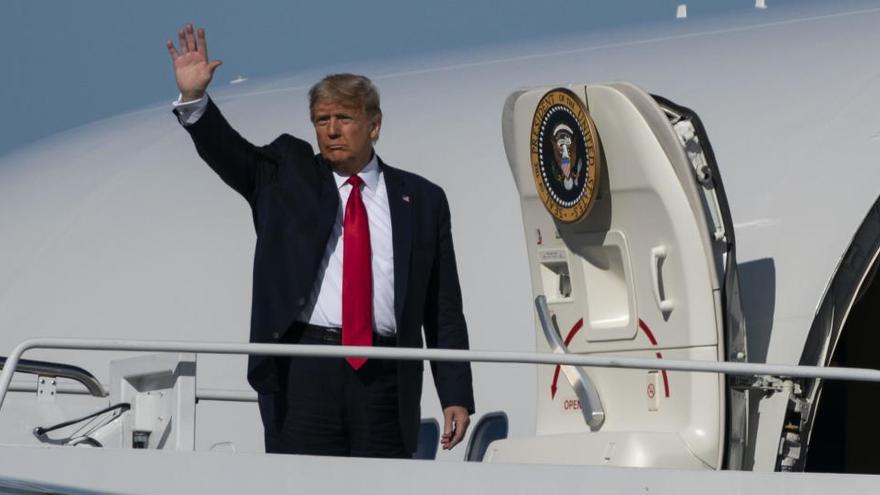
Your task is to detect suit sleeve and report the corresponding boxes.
[423,189,475,414]
[176,97,282,203]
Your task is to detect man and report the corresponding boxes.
[165,24,474,458]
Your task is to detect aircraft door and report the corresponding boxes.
[502,82,746,469]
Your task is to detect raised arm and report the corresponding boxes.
[166,25,290,203]
[166,24,222,101]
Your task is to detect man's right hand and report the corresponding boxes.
[166,24,222,102]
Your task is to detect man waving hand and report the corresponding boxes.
[166,24,474,458]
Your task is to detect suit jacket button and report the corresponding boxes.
[272,332,280,340]
[296,297,305,306]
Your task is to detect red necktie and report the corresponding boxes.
[342,175,372,369]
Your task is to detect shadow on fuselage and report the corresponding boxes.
[738,258,777,364]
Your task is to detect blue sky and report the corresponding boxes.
[0,0,802,157]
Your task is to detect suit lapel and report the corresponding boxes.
[315,155,339,241]
[381,160,413,330]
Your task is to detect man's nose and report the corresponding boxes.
[327,118,341,137]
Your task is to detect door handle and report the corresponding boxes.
[535,296,605,430]
[651,245,675,313]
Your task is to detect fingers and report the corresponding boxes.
[184,24,197,54]
[172,24,210,60]
[166,40,179,61]
[440,406,470,450]
[442,408,454,443]
[208,59,223,75]
[198,27,208,58]
[449,409,469,449]
[178,28,188,54]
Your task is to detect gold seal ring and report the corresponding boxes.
[529,88,601,223]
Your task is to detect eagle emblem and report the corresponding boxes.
[529,88,601,223]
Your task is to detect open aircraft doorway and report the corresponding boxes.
[805,260,880,474]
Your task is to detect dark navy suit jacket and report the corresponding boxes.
[179,98,475,452]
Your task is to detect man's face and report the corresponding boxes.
[312,99,381,173]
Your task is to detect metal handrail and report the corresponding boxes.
[3,336,880,412]
[0,356,107,398]
[6,383,257,403]
[535,296,605,430]
[196,388,257,402]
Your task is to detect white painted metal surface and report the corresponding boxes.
[1,0,879,490]
[2,444,879,495]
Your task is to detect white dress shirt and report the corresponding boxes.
[174,95,397,336]
[172,94,209,124]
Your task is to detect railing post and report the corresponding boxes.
[0,341,31,411]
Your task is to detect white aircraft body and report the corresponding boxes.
[1,0,879,492]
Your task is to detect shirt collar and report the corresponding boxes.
[333,154,380,192]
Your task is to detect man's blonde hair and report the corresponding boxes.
[308,73,381,121]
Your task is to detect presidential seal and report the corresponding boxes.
[530,88,601,223]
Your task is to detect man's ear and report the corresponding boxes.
[370,113,382,142]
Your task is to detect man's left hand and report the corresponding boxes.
[441,405,470,450]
